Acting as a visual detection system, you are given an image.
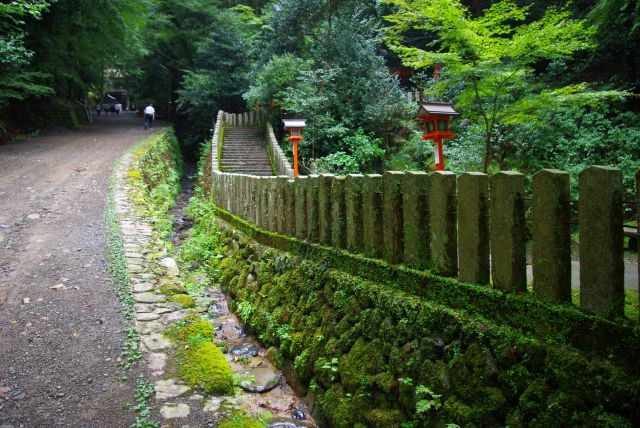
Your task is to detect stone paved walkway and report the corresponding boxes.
[113,148,315,426]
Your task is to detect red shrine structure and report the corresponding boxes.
[416,102,459,171]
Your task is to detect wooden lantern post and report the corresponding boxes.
[282,119,306,177]
[416,102,459,171]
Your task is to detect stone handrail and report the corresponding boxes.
[213,110,293,178]
[209,160,637,321]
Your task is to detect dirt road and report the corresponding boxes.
[0,113,159,427]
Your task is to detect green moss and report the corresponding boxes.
[364,409,404,428]
[339,338,384,390]
[169,294,195,308]
[159,281,188,295]
[179,192,640,427]
[167,313,215,344]
[178,341,233,394]
[217,420,263,428]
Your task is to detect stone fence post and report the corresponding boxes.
[331,176,346,249]
[295,177,308,240]
[579,166,624,318]
[383,171,404,264]
[318,174,334,245]
[403,171,429,270]
[532,169,571,303]
[429,171,457,276]
[306,175,319,242]
[345,174,365,253]
[490,171,526,292]
[458,172,489,284]
[363,174,383,258]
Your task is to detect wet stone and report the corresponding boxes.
[142,334,172,351]
[267,419,315,428]
[132,283,154,293]
[146,353,167,371]
[134,303,154,313]
[203,397,223,413]
[134,292,165,304]
[160,403,190,419]
[136,312,161,322]
[155,379,189,400]
[230,343,259,358]
[237,367,282,393]
[158,257,180,276]
[163,310,189,323]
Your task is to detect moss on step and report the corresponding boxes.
[168,293,195,308]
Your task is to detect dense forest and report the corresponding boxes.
[1,0,639,188]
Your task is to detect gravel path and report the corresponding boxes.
[0,113,159,427]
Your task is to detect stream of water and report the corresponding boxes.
[168,162,317,427]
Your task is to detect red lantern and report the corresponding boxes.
[416,102,459,171]
[282,119,307,177]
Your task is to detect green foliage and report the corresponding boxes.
[168,293,195,308]
[414,385,442,414]
[316,128,386,174]
[167,312,215,343]
[128,129,183,238]
[129,376,160,428]
[167,312,234,394]
[384,0,628,172]
[178,341,234,394]
[246,3,412,172]
[244,53,313,111]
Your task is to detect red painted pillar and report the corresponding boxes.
[292,139,299,177]
[434,137,445,171]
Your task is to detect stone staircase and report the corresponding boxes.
[220,127,275,176]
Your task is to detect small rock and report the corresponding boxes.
[134,292,165,304]
[49,284,67,291]
[0,224,10,229]
[237,367,282,393]
[146,353,167,371]
[136,313,161,322]
[155,379,189,400]
[141,334,171,351]
[132,283,154,293]
[22,297,30,305]
[230,343,259,358]
[292,409,306,420]
[27,214,40,220]
[203,397,223,413]
[158,257,180,276]
[160,403,190,419]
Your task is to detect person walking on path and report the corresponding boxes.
[95,101,101,116]
[114,102,121,116]
[144,103,155,129]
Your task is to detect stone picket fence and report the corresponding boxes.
[210,113,637,320]
[214,110,294,178]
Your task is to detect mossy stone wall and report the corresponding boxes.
[213,222,640,428]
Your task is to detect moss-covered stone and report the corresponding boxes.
[169,294,195,308]
[217,417,263,428]
[185,198,640,428]
[178,341,233,394]
[167,313,214,343]
[365,409,404,427]
[159,281,188,295]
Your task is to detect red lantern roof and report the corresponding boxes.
[416,102,459,118]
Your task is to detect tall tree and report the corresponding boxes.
[0,1,54,131]
[384,0,615,171]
